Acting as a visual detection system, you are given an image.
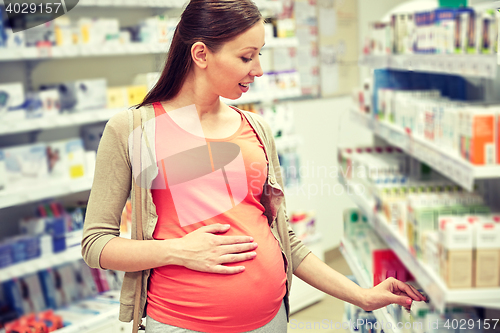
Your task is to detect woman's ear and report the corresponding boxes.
[191,42,208,69]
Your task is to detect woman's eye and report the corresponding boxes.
[259,52,262,56]
[241,57,252,63]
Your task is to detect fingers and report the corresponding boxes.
[392,295,413,310]
[218,251,257,264]
[407,284,426,302]
[219,242,258,255]
[395,280,424,301]
[216,235,255,246]
[197,223,231,234]
[210,265,246,274]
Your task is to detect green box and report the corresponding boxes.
[439,0,467,7]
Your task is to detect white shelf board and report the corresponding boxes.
[360,54,497,79]
[0,246,82,283]
[55,305,120,333]
[339,174,500,312]
[0,177,93,209]
[349,109,500,191]
[0,108,124,136]
[0,43,169,62]
[340,237,401,333]
[0,37,298,62]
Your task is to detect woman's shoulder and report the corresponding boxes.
[236,108,272,136]
[107,104,156,131]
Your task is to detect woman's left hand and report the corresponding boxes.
[362,277,427,311]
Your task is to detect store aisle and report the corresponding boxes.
[288,249,352,332]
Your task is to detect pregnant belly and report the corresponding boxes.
[147,233,286,330]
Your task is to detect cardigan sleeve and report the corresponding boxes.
[81,110,132,269]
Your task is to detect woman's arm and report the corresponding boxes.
[100,224,258,273]
[294,253,426,311]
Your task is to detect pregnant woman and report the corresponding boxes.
[82,1,426,332]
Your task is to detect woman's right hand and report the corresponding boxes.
[168,224,258,274]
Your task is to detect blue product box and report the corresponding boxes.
[39,269,58,309]
[45,217,66,236]
[3,280,25,316]
[0,241,13,268]
[0,6,6,48]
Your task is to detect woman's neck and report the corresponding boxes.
[166,72,227,119]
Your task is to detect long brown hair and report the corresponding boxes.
[135,0,262,109]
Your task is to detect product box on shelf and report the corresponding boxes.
[459,106,497,165]
[439,216,473,288]
[53,16,73,47]
[0,6,6,48]
[435,8,457,54]
[58,79,107,112]
[70,260,99,300]
[471,219,500,287]
[3,143,49,188]
[66,138,87,179]
[23,20,56,47]
[38,89,61,117]
[81,123,106,152]
[46,138,87,180]
[458,8,476,54]
[289,211,315,241]
[0,83,25,123]
[127,85,148,107]
[106,86,128,109]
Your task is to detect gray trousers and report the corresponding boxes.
[145,300,287,333]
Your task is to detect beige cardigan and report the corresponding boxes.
[81,104,311,322]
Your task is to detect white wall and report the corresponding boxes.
[286,96,372,251]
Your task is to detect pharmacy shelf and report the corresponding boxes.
[0,43,169,62]
[340,237,401,333]
[0,232,130,283]
[0,177,93,209]
[339,174,500,313]
[350,109,500,191]
[0,108,124,136]
[0,37,298,62]
[360,54,497,79]
[55,307,120,333]
[0,245,81,283]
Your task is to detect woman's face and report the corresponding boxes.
[207,21,265,100]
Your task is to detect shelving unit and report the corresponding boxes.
[349,109,500,191]
[0,108,123,135]
[0,37,299,62]
[0,177,94,209]
[360,54,497,79]
[340,237,401,333]
[0,245,82,283]
[339,174,500,313]
[0,2,308,331]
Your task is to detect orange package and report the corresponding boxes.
[463,107,497,165]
